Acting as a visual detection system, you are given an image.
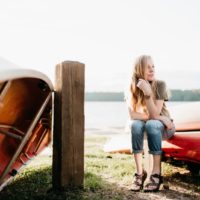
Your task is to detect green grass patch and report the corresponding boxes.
[0,134,199,200]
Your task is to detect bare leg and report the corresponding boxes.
[131,152,147,191]
[143,154,163,192]
[134,153,143,174]
[152,155,161,174]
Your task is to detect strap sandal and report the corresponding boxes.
[130,170,147,192]
[144,173,163,192]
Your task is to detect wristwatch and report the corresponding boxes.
[144,94,151,99]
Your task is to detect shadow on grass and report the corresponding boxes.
[163,160,200,192]
[0,165,200,200]
[0,166,124,200]
[0,166,52,200]
[165,171,200,192]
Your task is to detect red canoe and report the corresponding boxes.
[162,102,200,170]
[162,131,200,164]
[0,58,53,190]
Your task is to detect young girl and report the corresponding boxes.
[126,55,175,192]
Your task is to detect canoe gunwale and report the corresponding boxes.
[0,69,53,91]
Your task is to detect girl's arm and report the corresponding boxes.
[145,98,173,129]
[145,98,163,119]
[125,90,149,121]
[128,107,149,121]
[136,79,173,129]
[136,79,164,118]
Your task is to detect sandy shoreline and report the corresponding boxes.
[40,127,129,156]
[85,127,129,135]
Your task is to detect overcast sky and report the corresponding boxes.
[0,0,200,91]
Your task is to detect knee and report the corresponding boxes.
[130,120,145,134]
[145,120,164,133]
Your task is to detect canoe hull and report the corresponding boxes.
[162,131,200,164]
[0,66,53,191]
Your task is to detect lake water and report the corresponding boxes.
[85,101,191,129]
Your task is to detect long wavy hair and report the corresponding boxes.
[127,55,158,112]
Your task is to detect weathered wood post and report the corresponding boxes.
[52,61,85,190]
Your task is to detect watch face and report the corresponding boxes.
[144,95,150,99]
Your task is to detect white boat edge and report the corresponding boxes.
[0,57,53,90]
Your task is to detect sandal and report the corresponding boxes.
[144,174,163,192]
[130,170,147,192]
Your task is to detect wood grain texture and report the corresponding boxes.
[53,61,85,190]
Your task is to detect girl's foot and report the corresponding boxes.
[144,173,163,192]
[130,170,147,192]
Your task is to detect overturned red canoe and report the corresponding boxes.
[162,102,200,166]
[162,131,200,165]
[0,58,53,190]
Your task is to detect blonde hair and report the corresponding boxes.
[125,55,158,112]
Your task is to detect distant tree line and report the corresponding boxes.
[85,90,200,101]
[170,89,200,101]
[85,92,123,101]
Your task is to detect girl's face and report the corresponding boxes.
[145,58,155,81]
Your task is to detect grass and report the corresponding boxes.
[0,134,200,200]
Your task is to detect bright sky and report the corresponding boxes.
[0,0,200,91]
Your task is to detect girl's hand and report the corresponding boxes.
[159,116,173,130]
[137,79,152,96]
[143,113,149,121]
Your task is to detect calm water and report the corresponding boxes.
[85,101,190,129]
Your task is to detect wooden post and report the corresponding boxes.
[52,61,85,190]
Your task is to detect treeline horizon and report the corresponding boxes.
[85,89,200,101]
